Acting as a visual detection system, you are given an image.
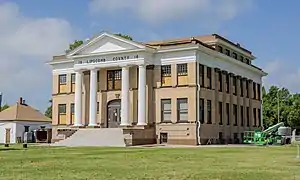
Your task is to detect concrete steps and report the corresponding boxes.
[52,128,126,147]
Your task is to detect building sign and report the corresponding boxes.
[76,54,139,64]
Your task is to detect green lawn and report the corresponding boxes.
[0,145,299,180]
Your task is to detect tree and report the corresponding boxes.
[44,99,52,119]
[66,33,133,52]
[0,104,9,111]
[69,40,83,51]
[262,85,300,129]
[114,33,133,40]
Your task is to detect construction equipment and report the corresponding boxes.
[243,122,292,146]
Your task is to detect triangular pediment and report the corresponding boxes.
[68,32,146,56]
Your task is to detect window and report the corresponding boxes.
[240,79,244,97]
[161,65,172,87]
[246,107,250,127]
[199,64,204,87]
[253,82,257,99]
[253,108,257,127]
[233,76,237,95]
[161,99,171,122]
[258,109,261,127]
[246,81,249,98]
[226,103,230,125]
[233,104,237,126]
[232,52,238,59]
[177,98,188,122]
[24,126,30,133]
[218,71,222,92]
[207,100,212,124]
[217,45,223,53]
[107,70,122,90]
[240,56,244,62]
[225,49,230,56]
[246,58,251,65]
[207,67,212,89]
[58,74,67,93]
[70,103,74,124]
[241,106,244,126]
[58,104,67,125]
[97,102,99,114]
[71,73,75,93]
[97,71,100,91]
[200,98,204,124]
[177,63,188,86]
[257,84,261,100]
[226,73,229,93]
[219,102,223,125]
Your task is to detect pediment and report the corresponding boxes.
[69,32,146,56]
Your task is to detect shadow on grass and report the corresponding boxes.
[0,148,22,151]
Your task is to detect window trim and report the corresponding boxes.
[107,69,122,90]
[177,98,188,122]
[161,99,172,122]
[161,65,172,87]
[207,100,212,124]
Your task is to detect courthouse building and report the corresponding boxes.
[48,32,267,145]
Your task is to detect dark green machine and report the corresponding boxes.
[243,122,291,146]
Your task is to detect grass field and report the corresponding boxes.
[0,145,299,180]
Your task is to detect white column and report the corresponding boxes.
[89,68,98,126]
[138,65,147,125]
[120,66,130,126]
[74,71,83,126]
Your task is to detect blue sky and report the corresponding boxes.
[0,0,299,112]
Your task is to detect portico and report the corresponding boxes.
[67,33,153,128]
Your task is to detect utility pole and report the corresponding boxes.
[277,89,280,123]
[0,92,2,112]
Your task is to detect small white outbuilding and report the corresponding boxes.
[0,97,51,144]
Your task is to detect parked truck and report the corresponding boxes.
[243,122,292,146]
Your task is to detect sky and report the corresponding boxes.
[0,0,299,112]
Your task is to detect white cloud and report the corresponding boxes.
[0,2,75,111]
[262,60,300,93]
[89,0,253,24]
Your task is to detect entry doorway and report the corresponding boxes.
[107,99,121,128]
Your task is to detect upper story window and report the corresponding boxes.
[107,70,122,90]
[225,49,230,56]
[246,80,249,98]
[161,65,172,87]
[239,55,244,62]
[207,67,212,89]
[199,64,204,87]
[257,84,261,100]
[232,52,238,59]
[240,78,244,97]
[59,74,67,85]
[217,46,223,53]
[218,71,222,92]
[233,76,237,95]
[226,73,229,93]
[71,73,75,93]
[177,63,188,86]
[246,58,251,65]
[253,82,257,99]
[58,74,67,93]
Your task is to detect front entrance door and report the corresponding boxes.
[107,99,121,128]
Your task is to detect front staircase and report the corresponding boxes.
[52,128,126,147]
